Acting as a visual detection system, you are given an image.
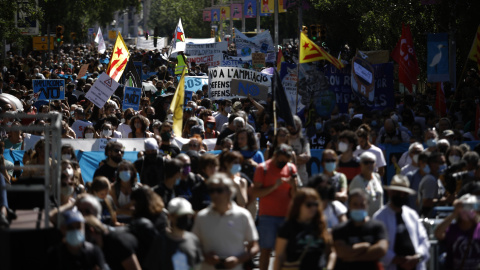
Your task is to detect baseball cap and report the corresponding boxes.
[144,138,159,151]
[167,197,194,215]
[62,209,85,225]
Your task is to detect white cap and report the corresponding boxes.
[144,138,159,151]
[167,197,194,215]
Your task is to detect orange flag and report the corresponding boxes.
[106,32,130,82]
[299,32,344,69]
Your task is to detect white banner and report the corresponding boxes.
[187,54,222,66]
[136,36,168,50]
[221,54,252,68]
[185,42,228,56]
[234,28,274,57]
[208,67,270,100]
[185,38,215,44]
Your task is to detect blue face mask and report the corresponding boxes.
[422,164,431,174]
[324,162,336,173]
[230,163,242,175]
[66,230,85,247]
[371,120,377,127]
[350,209,367,222]
[438,164,447,174]
[175,178,181,186]
[315,122,322,130]
[119,171,131,182]
[426,139,437,148]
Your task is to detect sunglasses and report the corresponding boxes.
[207,187,227,194]
[112,148,124,154]
[323,159,336,163]
[184,107,193,112]
[362,160,375,165]
[305,201,319,208]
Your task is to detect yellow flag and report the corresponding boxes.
[106,32,130,82]
[468,26,480,72]
[299,32,344,69]
[170,69,186,137]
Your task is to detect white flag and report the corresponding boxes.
[95,27,106,54]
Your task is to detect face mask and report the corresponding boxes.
[438,164,447,174]
[135,123,142,129]
[121,118,125,124]
[119,171,131,182]
[176,215,193,231]
[183,165,191,176]
[449,155,461,164]
[85,133,94,139]
[338,142,348,153]
[349,108,354,115]
[391,195,408,208]
[391,114,399,122]
[161,132,171,141]
[175,178,181,186]
[315,122,322,130]
[350,209,367,222]
[276,161,287,169]
[65,168,74,177]
[225,106,232,113]
[371,120,377,127]
[6,122,12,126]
[62,154,72,161]
[111,155,122,163]
[145,153,158,161]
[230,163,242,175]
[66,230,85,247]
[240,145,249,151]
[412,154,419,164]
[61,185,74,197]
[102,130,112,137]
[422,164,431,174]
[426,139,437,147]
[324,162,336,173]
[96,196,104,202]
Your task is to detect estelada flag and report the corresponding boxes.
[106,32,129,82]
[468,25,480,73]
[170,68,186,137]
[391,24,420,93]
[172,18,186,50]
[299,32,344,70]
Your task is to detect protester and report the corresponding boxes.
[336,130,361,184]
[93,141,124,182]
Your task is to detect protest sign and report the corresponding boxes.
[351,57,375,103]
[324,63,395,113]
[298,63,335,118]
[85,73,119,108]
[208,67,270,100]
[186,54,222,66]
[234,29,274,56]
[186,38,215,44]
[77,64,89,79]
[184,76,208,92]
[280,62,301,113]
[231,79,269,100]
[252,53,266,69]
[185,42,228,56]
[221,54,252,68]
[123,87,141,111]
[32,79,65,100]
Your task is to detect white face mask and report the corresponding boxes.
[102,130,112,137]
[338,142,349,153]
[84,133,94,139]
[65,168,74,177]
[449,155,461,164]
[412,154,419,164]
[225,106,232,113]
[62,154,72,161]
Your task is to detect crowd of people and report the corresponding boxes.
[0,41,480,270]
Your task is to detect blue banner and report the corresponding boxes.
[123,87,141,111]
[324,62,395,114]
[427,33,449,82]
[184,76,208,92]
[32,79,65,100]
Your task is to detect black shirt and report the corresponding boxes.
[175,173,200,203]
[277,219,327,270]
[47,241,109,270]
[134,155,165,187]
[332,219,387,270]
[160,144,181,158]
[215,127,235,146]
[102,231,138,270]
[153,182,175,207]
[191,180,211,211]
[93,163,118,183]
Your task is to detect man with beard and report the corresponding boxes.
[134,137,165,187]
[93,141,124,182]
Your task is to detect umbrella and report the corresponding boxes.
[142,82,157,94]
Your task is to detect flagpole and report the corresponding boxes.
[273,100,277,136]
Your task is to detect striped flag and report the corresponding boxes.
[468,25,480,73]
[106,32,129,82]
[299,32,344,69]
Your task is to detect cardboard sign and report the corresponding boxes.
[351,57,375,103]
[184,76,208,92]
[280,62,301,113]
[32,36,53,51]
[77,64,89,79]
[185,42,228,56]
[32,79,65,100]
[123,87,141,111]
[208,67,270,100]
[85,73,119,108]
[231,79,269,100]
[187,54,222,66]
[252,53,266,69]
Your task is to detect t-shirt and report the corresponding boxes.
[47,241,109,270]
[418,174,439,217]
[191,180,211,211]
[353,144,387,172]
[93,163,118,183]
[102,231,138,270]
[154,182,175,207]
[349,173,384,217]
[214,113,229,133]
[145,231,203,270]
[332,219,387,270]
[443,222,480,270]
[175,173,200,203]
[160,144,180,158]
[324,201,348,229]
[253,160,298,217]
[337,157,361,183]
[277,219,327,270]
[406,170,423,211]
[215,128,235,146]
[134,155,165,187]
[117,123,132,139]
[289,137,311,185]
[71,119,93,138]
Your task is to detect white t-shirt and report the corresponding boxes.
[214,113,229,133]
[324,200,347,229]
[350,173,384,217]
[117,123,132,138]
[353,144,387,171]
[71,119,92,138]
[289,136,311,185]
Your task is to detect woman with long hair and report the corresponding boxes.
[218,150,248,208]
[128,115,153,138]
[274,187,335,270]
[110,160,142,217]
[265,127,290,160]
